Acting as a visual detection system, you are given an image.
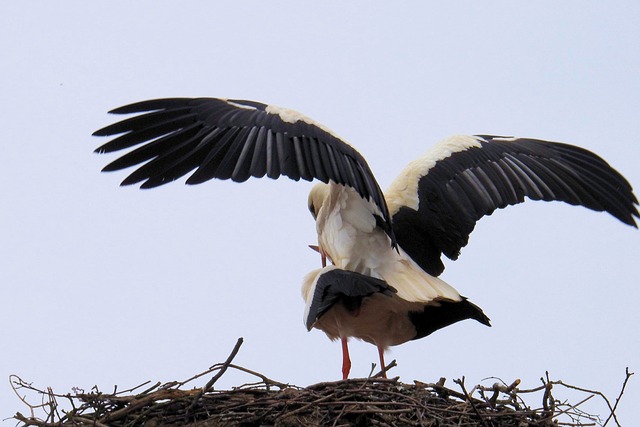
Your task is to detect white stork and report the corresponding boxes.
[93,97,639,379]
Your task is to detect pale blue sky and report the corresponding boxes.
[1,1,639,423]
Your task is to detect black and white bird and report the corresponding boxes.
[93,97,639,379]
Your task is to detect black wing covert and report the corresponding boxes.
[305,268,396,331]
[392,135,639,276]
[93,97,392,228]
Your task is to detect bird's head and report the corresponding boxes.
[307,182,330,220]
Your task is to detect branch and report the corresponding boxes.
[603,367,634,427]
[454,377,491,427]
[188,337,244,412]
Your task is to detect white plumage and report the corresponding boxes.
[94,97,639,379]
[310,182,459,303]
[385,134,483,213]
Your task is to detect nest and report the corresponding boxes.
[11,339,632,427]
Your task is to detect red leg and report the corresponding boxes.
[341,337,351,380]
[378,346,387,378]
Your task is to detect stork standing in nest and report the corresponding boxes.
[94,97,639,379]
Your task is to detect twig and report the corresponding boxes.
[226,363,290,390]
[373,359,397,379]
[541,372,555,420]
[114,380,153,395]
[9,376,50,420]
[547,394,595,423]
[188,337,244,412]
[454,377,491,427]
[603,367,634,427]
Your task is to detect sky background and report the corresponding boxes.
[1,1,639,424]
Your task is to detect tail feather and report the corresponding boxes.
[409,298,491,341]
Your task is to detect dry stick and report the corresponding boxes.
[545,394,595,425]
[429,381,483,404]
[10,376,40,420]
[453,377,492,427]
[374,359,398,379]
[331,404,349,427]
[479,379,521,409]
[225,363,290,390]
[9,376,63,422]
[541,373,554,421]
[115,380,153,395]
[44,387,59,424]
[136,381,162,396]
[551,379,621,426]
[307,376,398,392]
[279,392,338,418]
[71,416,111,427]
[188,337,244,413]
[603,367,634,427]
[356,360,399,391]
[175,364,223,389]
[96,389,191,424]
[512,370,632,426]
[175,341,267,391]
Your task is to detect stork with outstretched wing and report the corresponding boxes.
[94,97,638,379]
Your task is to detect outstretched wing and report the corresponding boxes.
[93,97,391,228]
[386,135,639,276]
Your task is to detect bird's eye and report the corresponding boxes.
[308,203,317,219]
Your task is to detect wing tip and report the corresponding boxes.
[92,128,110,137]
